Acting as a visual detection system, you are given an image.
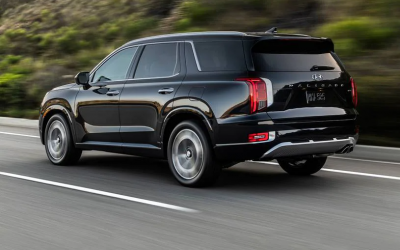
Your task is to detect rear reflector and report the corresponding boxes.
[236,78,268,114]
[248,132,269,142]
[351,77,358,107]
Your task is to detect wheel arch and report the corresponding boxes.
[161,107,215,157]
[40,103,75,145]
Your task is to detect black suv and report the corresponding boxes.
[39,30,358,187]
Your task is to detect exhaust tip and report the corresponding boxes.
[340,145,350,154]
[347,146,354,153]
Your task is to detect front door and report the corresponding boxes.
[119,42,185,149]
[74,46,138,143]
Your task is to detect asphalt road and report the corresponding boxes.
[1,125,400,250]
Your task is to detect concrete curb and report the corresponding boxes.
[0,117,38,129]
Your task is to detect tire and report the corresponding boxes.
[44,114,82,165]
[278,157,327,176]
[167,120,221,187]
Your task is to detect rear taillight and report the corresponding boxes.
[351,78,358,107]
[236,78,267,114]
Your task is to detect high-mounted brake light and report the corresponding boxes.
[351,78,358,107]
[236,78,268,114]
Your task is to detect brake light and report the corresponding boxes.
[236,78,267,114]
[351,78,358,107]
[248,132,269,142]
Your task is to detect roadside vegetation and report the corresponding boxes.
[0,0,399,146]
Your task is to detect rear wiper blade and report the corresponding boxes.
[310,65,335,71]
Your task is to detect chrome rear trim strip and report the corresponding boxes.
[261,137,356,159]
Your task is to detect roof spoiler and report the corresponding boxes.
[253,37,335,53]
[265,27,278,34]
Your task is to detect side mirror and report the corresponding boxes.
[75,72,90,85]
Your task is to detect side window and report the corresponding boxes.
[134,43,179,79]
[92,47,137,83]
[194,41,246,71]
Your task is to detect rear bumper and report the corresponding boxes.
[260,136,356,159]
[213,115,358,161]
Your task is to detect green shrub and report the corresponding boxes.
[61,46,113,70]
[4,28,27,39]
[333,38,360,57]
[122,17,157,39]
[316,17,396,54]
[0,35,10,53]
[38,32,55,50]
[181,26,208,32]
[8,57,35,74]
[0,55,24,72]
[3,54,22,64]
[174,18,192,31]
[0,73,26,108]
[181,1,215,23]
[0,73,24,85]
[215,0,266,10]
[100,23,122,41]
[54,27,80,53]
[41,9,51,20]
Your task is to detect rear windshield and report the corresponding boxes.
[252,39,342,72]
[195,41,246,71]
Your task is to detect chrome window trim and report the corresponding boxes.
[135,40,184,46]
[91,41,184,83]
[90,72,181,84]
[185,41,202,71]
[127,73,180,82]
[260,77,274,107]
[89,39,202,82]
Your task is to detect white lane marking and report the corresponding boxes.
[0,131,39,138]
[0,172,198,213]
[357,144,400,151]
[321,168,400,181]
[330,156,400,166]
[250,161,400,181]
[251,156,400,166]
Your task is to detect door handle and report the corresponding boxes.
[158,88,174,94]
[106,90,120,96]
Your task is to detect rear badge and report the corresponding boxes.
[312,74,323,81]
[288,83,344,88]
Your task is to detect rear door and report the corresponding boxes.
[119,42,185,150]
[250,38,356,122]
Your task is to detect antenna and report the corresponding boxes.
[266,27,278,33]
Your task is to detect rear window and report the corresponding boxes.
[252,39,342,72]
[195,41,246,71]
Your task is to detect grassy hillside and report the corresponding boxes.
[0,0,399,146]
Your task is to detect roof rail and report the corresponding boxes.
[265,27,278,34]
